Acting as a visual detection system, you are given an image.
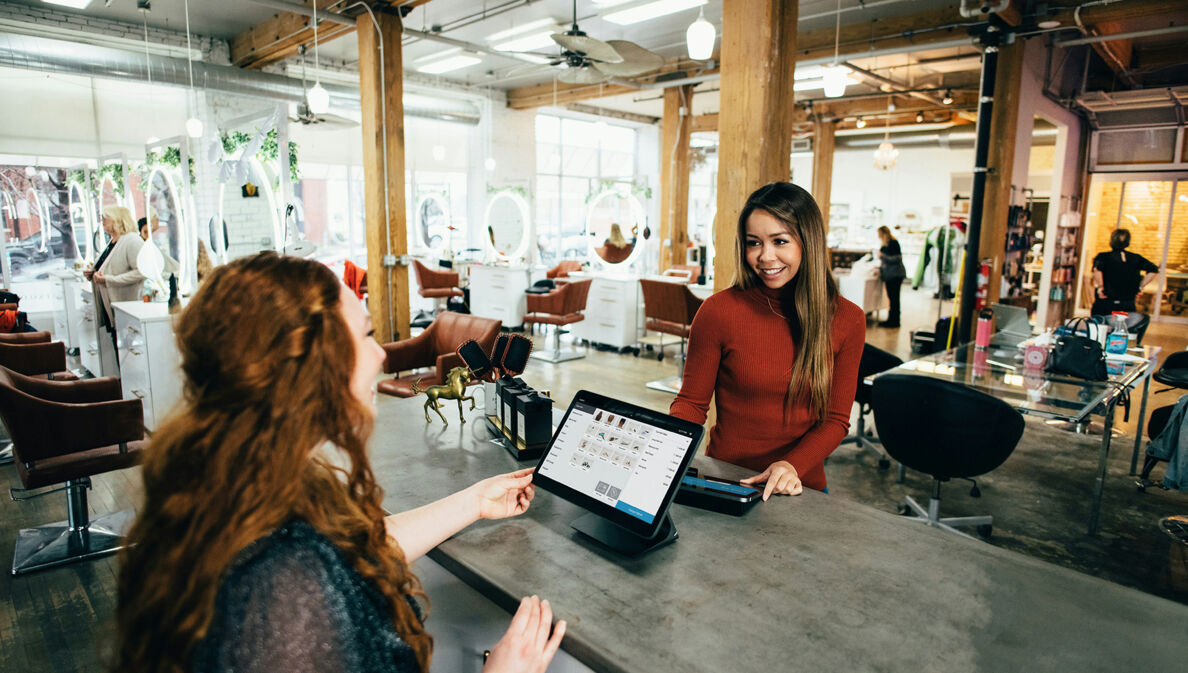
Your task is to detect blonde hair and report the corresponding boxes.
[734,182,838,422]
[101,205,138,236]
[608,222,628,247]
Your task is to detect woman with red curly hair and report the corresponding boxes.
[114,252,563,673]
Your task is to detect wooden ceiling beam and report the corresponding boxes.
[506,64,719,110]
[230,1,433,70]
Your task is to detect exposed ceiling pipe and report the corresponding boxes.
[841,61,946,107]
[0,32,479,124]
[1054,23,1188,47]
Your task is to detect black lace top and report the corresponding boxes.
[192,520,422,673]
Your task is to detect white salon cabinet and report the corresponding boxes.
[76,283,117,377]
[49,270,82,352]
[569,273,642,349]
[113,302,182,431]
[469,265,532,328]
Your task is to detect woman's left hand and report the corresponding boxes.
[93,271,106,285]
[472,468,536,520]
[740,460,803,501]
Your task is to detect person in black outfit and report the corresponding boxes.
[1091,228,1158,316]
[877,226,906,328]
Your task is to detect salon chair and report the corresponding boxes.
[546,260,583,281]
[839,344,903,474]
[663,264,702,283]
[523,279,593,364]
[0,333,79,465]
[1137,350,1188,491]
[639,279,703,394]
[872,374,1024,539]
[0,365,146,574]
[378,312,501,398]
[412,260,464,327]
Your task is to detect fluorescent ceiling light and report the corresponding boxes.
[491,30,560,53]
[42,0,93,9]
[793,76,859,92]
[604,0,706,26]
[417,54,483,75]
[485,18,559,43]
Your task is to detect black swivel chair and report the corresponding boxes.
[839,344,903,472]
[872,374,1025,539]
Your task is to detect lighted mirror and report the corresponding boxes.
[484,191,530,260]
[587,190,644,266]
[68,181,92,260]
[95,173,121,251]
[145,167,185,278]
[218,158,280,260]
[24,189,48,254]
[416,193,450,251]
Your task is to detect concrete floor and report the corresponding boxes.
[519,285,1188,604]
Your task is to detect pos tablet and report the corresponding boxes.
[533,390,704,556]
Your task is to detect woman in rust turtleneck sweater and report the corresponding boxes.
[671,182,865,499]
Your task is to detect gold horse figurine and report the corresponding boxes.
[412,366,476,426]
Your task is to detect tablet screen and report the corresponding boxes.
[537,395,699,526]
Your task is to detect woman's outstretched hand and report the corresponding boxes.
[740,460,803,500]
[484,596,566,673]
[472,468,536,520]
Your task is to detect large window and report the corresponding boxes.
[298,163,366,272]
[535,114,637,265]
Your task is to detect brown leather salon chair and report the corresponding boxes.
[378,312,501,398]
[640,279,703,393]
[0,333,79,381]
[546,260,583,281]
[0,365,146,574]
[412,259,464,310]
[523,279,593,364]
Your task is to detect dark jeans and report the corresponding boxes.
[884,278,903,324]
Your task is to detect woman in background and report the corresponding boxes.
[115,253,563,673]
[89,206,144,340]
[671,182,865,499]
[877,226,906,328]
[601,223,633,263]
[1092,228,1158,316]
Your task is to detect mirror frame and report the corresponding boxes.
[144,166,190,285]
[483,190,531,261]
[216,157,282,259]
[67,180,93,261]
[24,188,49,253]
[585,189,646,268]
[414,192,451,252]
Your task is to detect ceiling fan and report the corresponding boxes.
[547,0,665,84]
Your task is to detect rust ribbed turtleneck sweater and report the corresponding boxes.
[670,284,866,491]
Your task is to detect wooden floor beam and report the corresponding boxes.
[713,0,798,291]
[358,10,409,343]
[659,85,695,272]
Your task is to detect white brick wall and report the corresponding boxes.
[0,2,231,64]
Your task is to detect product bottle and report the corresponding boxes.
[1105,311,1129,355]
[975,308,994,349]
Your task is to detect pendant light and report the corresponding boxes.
[685,7,715,61]
[821,0,847,98]
[873,96,898,171]
[307,1,330,114]
[183,0,203,138]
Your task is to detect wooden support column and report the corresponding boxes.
[713,0,798,290]
[811,120,836,229]
[980,39,1025,307]
[660,84,695,272]
[358,11,408,343]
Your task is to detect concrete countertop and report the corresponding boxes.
[371,394,1188,673]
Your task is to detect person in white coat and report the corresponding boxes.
[92,205,145,332]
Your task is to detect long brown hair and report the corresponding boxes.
[114,252,430,673]
[733,182,839,422]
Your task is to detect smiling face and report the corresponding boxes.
[339,283,385,413]
[744,209,802,289]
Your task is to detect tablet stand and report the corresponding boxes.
[570,511,677,556]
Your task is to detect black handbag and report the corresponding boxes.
[1046,318,1107,381]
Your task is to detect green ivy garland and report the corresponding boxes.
[97,163,126,198]
[220,128,301,184]
[584,179,651,204]
[136,146,197,186]
[486,184,528,200]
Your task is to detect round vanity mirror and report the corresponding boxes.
[415,193,450,252]
[68,181,91,260]
[218,158,279,260]
[145,167,185,276]
[24,189,49,254]
[95,173,122,251]
[484,191,529,260]
[587,190,644,267]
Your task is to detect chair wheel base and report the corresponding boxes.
[13,509,135,575]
